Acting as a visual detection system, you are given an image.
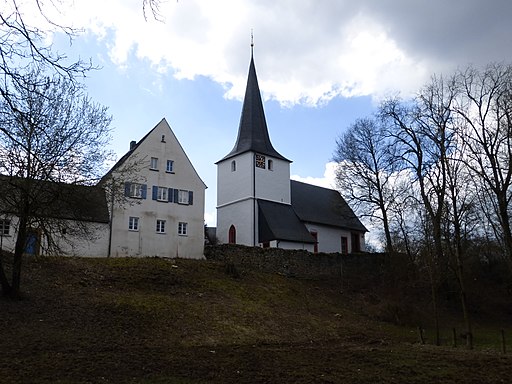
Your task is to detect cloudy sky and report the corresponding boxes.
[12,0,512,227]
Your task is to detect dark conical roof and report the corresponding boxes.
[218,54,290,163]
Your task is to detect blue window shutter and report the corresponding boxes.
[174,189,179,203]
[188,191,193,205]
[168,188,173,202]
[141,184,147,199]
[124,182,131,197]
[152,186,158,200]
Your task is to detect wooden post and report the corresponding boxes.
[452,327,457,348]
[466,332,473,350]
[501,329,506,354]
[418,326,425,345]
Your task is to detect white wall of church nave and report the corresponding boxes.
[271,240,315,252]
[304,224,364,254]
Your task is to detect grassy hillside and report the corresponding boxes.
[0,256,511,383]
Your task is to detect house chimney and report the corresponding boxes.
[130,140,136,150]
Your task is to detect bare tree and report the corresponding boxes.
[334,117,402,253]
[453,63,512,271]
[0,67,112,298]
[381,74,458,345]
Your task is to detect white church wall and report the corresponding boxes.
[254,156,291,204]
[274,240,315,252]
[217,152,254,207]
[216,199,255,246]
[305,223,362,254]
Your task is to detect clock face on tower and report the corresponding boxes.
[255,154,266,169]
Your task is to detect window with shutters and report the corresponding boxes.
[157,187,168,201]
[178,189,189,204]
[126,183,146,199]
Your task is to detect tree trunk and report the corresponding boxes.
[428,262,441,346]
[0,254,11,295]
[498,197,512,271]
[381,203,395,254]
[10,215,28,298]
[450,190,473,349]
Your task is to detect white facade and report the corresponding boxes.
[0,216,110,257]
[304,223,365,254]
[216,53,366,254]
[0,119,206,259]
[108,119,206,259]
[217,151,291,246]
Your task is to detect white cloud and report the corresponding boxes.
[291,162,338,189]
[204,210,216,228]
[22,0,512,107]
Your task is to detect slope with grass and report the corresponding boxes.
[0,256,511,383]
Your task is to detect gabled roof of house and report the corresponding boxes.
[0,176,109,223]
[101,118,206,189]
[258,199,316,244]
[290,180,367,232]
[217,53,290,163]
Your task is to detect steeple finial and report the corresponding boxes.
[251,29,254,56]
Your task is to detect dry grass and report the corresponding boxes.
[0,255,511,383]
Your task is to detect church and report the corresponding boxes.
[216,50,367,253]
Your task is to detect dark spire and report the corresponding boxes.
[218,44,290,163]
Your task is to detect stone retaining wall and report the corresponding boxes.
[204,244,391,281]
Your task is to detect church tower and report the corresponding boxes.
[216,48,292,246]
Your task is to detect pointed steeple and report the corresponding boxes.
[219,49,290,162]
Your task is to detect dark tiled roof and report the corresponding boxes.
[291,180,367,232]
[258,199,316,243]
[0,176,109,223]
[218,55,289,163]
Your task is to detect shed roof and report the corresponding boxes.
[258,199,316,243]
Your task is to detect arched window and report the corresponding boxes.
[231,160,236,172]
[228,225,236,244]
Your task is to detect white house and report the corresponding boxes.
[216,51,367,253]
[0,118,207,259]
[104,118,207,259]
[0,179,110,257]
